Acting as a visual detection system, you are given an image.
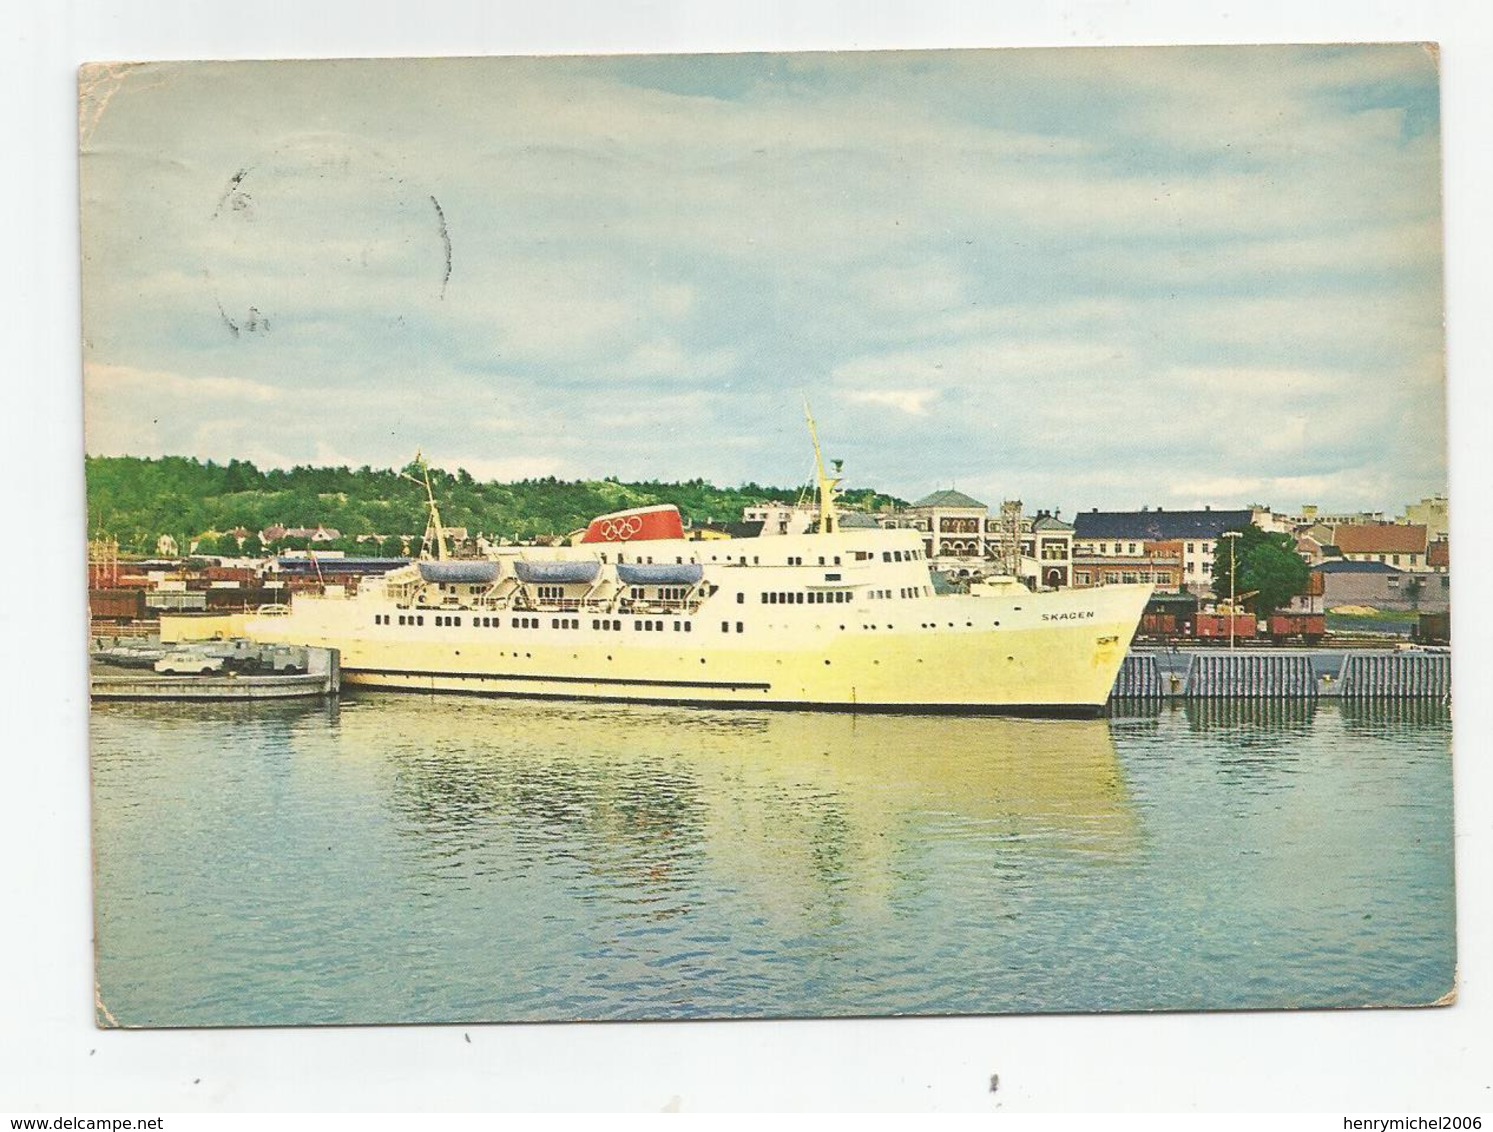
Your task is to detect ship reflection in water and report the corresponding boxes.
[89,695,1454,1026]
[362,699,1141,931]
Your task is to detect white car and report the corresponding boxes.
[153,651,225,676]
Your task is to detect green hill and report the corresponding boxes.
[85,455,905,556]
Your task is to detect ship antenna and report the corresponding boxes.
[399,451,450,561]
[803,400,841,535]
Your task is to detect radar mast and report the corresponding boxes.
[399,452,450,561]
[803,401,842,535]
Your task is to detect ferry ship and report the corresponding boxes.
[171,434,1151,715]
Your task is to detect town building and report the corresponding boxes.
[1312,559,1450,613]
[1325,523,1432,572]
[1071,508,1253,596]
[1285,505,1387,528]
[883,489,989,579]
[1401,494,1450,541]
[1029,512,1075,590]
[1071,538,1185,592]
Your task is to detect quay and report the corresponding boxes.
[1112,647,1451,701]
[90,638,340,701]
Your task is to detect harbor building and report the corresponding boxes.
[1401,494,1450,541]
[1071,538,1185,592]
[1325,523,1432,572]
[1071,508,1255,597]
[1029,512,1075,590]
[1312,559,1451,613]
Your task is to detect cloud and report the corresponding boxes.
[842,388,939,415]
[79,48,1448,512]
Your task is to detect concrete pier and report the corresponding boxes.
[1115,647,1451,700]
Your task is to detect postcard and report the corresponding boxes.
[80,46,1453,1029]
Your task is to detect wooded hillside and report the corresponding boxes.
[85,456,904,555]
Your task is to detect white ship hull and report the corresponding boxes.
[169,524,1151,716]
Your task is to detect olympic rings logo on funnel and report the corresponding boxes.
[598,515,644,541]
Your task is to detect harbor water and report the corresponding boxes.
[90,694,1455,1027]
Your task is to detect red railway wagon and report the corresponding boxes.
[1140,612,1179,637]
[89,588,147,622]
[1194,612,1256,641]
[1268,612,1325,645]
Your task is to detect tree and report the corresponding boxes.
[1211,524,1310,617]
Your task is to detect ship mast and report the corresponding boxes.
[804,401,841,535]
[399,452,450,561]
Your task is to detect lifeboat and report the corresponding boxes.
[616,562,704,587]
[418,560,501,585]
[513,560,602,585]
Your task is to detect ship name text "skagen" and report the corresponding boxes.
[1040,610,1096,622]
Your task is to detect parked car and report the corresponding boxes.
[153,651,225,675]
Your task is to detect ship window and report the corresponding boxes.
[721,621,730,633]
[882,552,891,562]
[834,557,841,565]
[735,622,743,633]
[737,593,744,603]
[416,616,424,625]
[684,621,692,632]
[826,573,841,581]
[454,616,461,626]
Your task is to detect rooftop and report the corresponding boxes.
[1072,509,1253,541]
[1312,560,1400,574]
[1032,513,1074,532]
[910,488,987,510]
[1330,524,1428,555]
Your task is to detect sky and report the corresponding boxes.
[79,45,1447,516]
